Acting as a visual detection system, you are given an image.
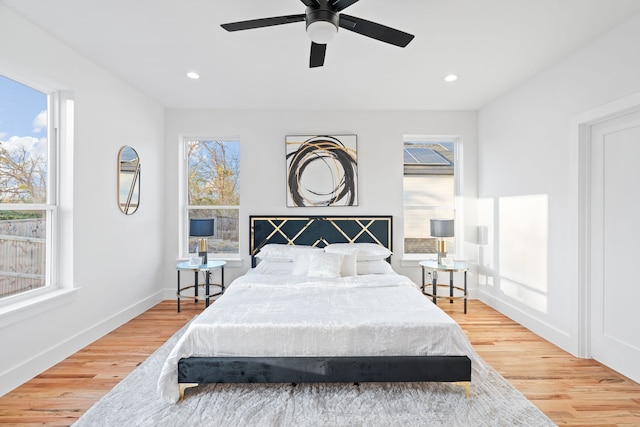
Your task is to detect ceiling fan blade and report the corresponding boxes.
[339,14,414,47]
[221,14,305,32]
[300,0,319,6]
[331,0,360,12]
[309,42,327,68]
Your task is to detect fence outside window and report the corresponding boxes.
[0,218,45,298]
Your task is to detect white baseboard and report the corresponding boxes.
[475,289,576,356]
[0,290,164,397]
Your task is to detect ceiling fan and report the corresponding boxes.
[220,0,415,68]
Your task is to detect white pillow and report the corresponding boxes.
[291,251,314,276]
[357,260,395,275]
[338,248,358,277]
[292,250,357,277]
[325,243,392,261]
[252,260,294,275]
[307,252,343,278]
[255,244,322,262]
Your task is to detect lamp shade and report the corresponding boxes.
[189,218,215,237]
[430,219,454,238]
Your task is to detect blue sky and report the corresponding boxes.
[0,75,48,155]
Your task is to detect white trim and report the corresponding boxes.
[476,288,573,351]
[178,136,187,257]
[0,287,78,329]
[57,93,75,292]
[574,90,640,358]
[577,124,592,358]
[0,290,162,397]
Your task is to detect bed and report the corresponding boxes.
[158,216,486,403]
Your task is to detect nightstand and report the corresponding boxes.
[419,260,469,313]
[176,260,226,312]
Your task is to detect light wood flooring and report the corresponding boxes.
[1,299,639,426]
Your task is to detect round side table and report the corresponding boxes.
[176,260,226,312]
[419,260,469,313]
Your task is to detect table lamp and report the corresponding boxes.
[430,219,454,265]
[189,218,214,265]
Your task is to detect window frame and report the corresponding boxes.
[0,79,60,304]
[402,135,464,260]
[178,136,241,260]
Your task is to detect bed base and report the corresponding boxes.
[177,355,471,400]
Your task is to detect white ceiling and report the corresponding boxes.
[3,0,640,110]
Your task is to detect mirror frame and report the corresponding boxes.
[118,146,141,214]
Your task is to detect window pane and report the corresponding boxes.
[0,210,46,297]
[404,175,454,207]
[188,208,239,254]
[0,76,48,204]
[404,207,455,254]
[0,75,51,300]
[403,139,456,255]
[185,138,240,256]
[188,140,240,206]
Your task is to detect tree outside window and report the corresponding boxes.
[0,75,51,299]
[186,139,240,255]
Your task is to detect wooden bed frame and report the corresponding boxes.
[177,216,472,399]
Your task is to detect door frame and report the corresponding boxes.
[575,91,640,358]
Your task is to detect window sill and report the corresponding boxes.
[0,287,79,329]
[400,255,437,267]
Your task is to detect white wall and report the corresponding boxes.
[477,14,640,354]
[163,110,478,289]
[0,6,165,395]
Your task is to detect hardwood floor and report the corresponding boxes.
[1,299,639,426]
[441,301,640,426]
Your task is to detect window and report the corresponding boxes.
[181,138,240,257]
[0,75,57,299]
[403,137,461,257]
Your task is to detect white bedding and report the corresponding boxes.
[158,271,486,403]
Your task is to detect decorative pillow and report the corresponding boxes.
[307,252,343,278]
[325,243,392,261]
[337,248,359,277]
[255,244,322,262]
[357,260,395,275]
[291,251,314,276]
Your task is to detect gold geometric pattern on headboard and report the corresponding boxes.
[249,216,392,256]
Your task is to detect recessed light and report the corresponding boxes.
[186,71,200,80]
[444,74,458,83]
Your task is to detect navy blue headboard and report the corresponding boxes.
[249,215,392,266]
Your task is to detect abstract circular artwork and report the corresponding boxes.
[286,135,358,207]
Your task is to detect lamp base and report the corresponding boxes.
[198,251,208,266]
[437,239,447,265]
[198,238,208,265]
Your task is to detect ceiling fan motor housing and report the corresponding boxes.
[305,1,339,35]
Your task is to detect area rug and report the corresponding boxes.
[73,323,556,427]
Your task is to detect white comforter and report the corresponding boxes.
[158,272,486,403]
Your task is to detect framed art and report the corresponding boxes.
[285,134,358,207]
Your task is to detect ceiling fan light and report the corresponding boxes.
[307,20,338,44]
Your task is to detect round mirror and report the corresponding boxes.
[118,146,140,214]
